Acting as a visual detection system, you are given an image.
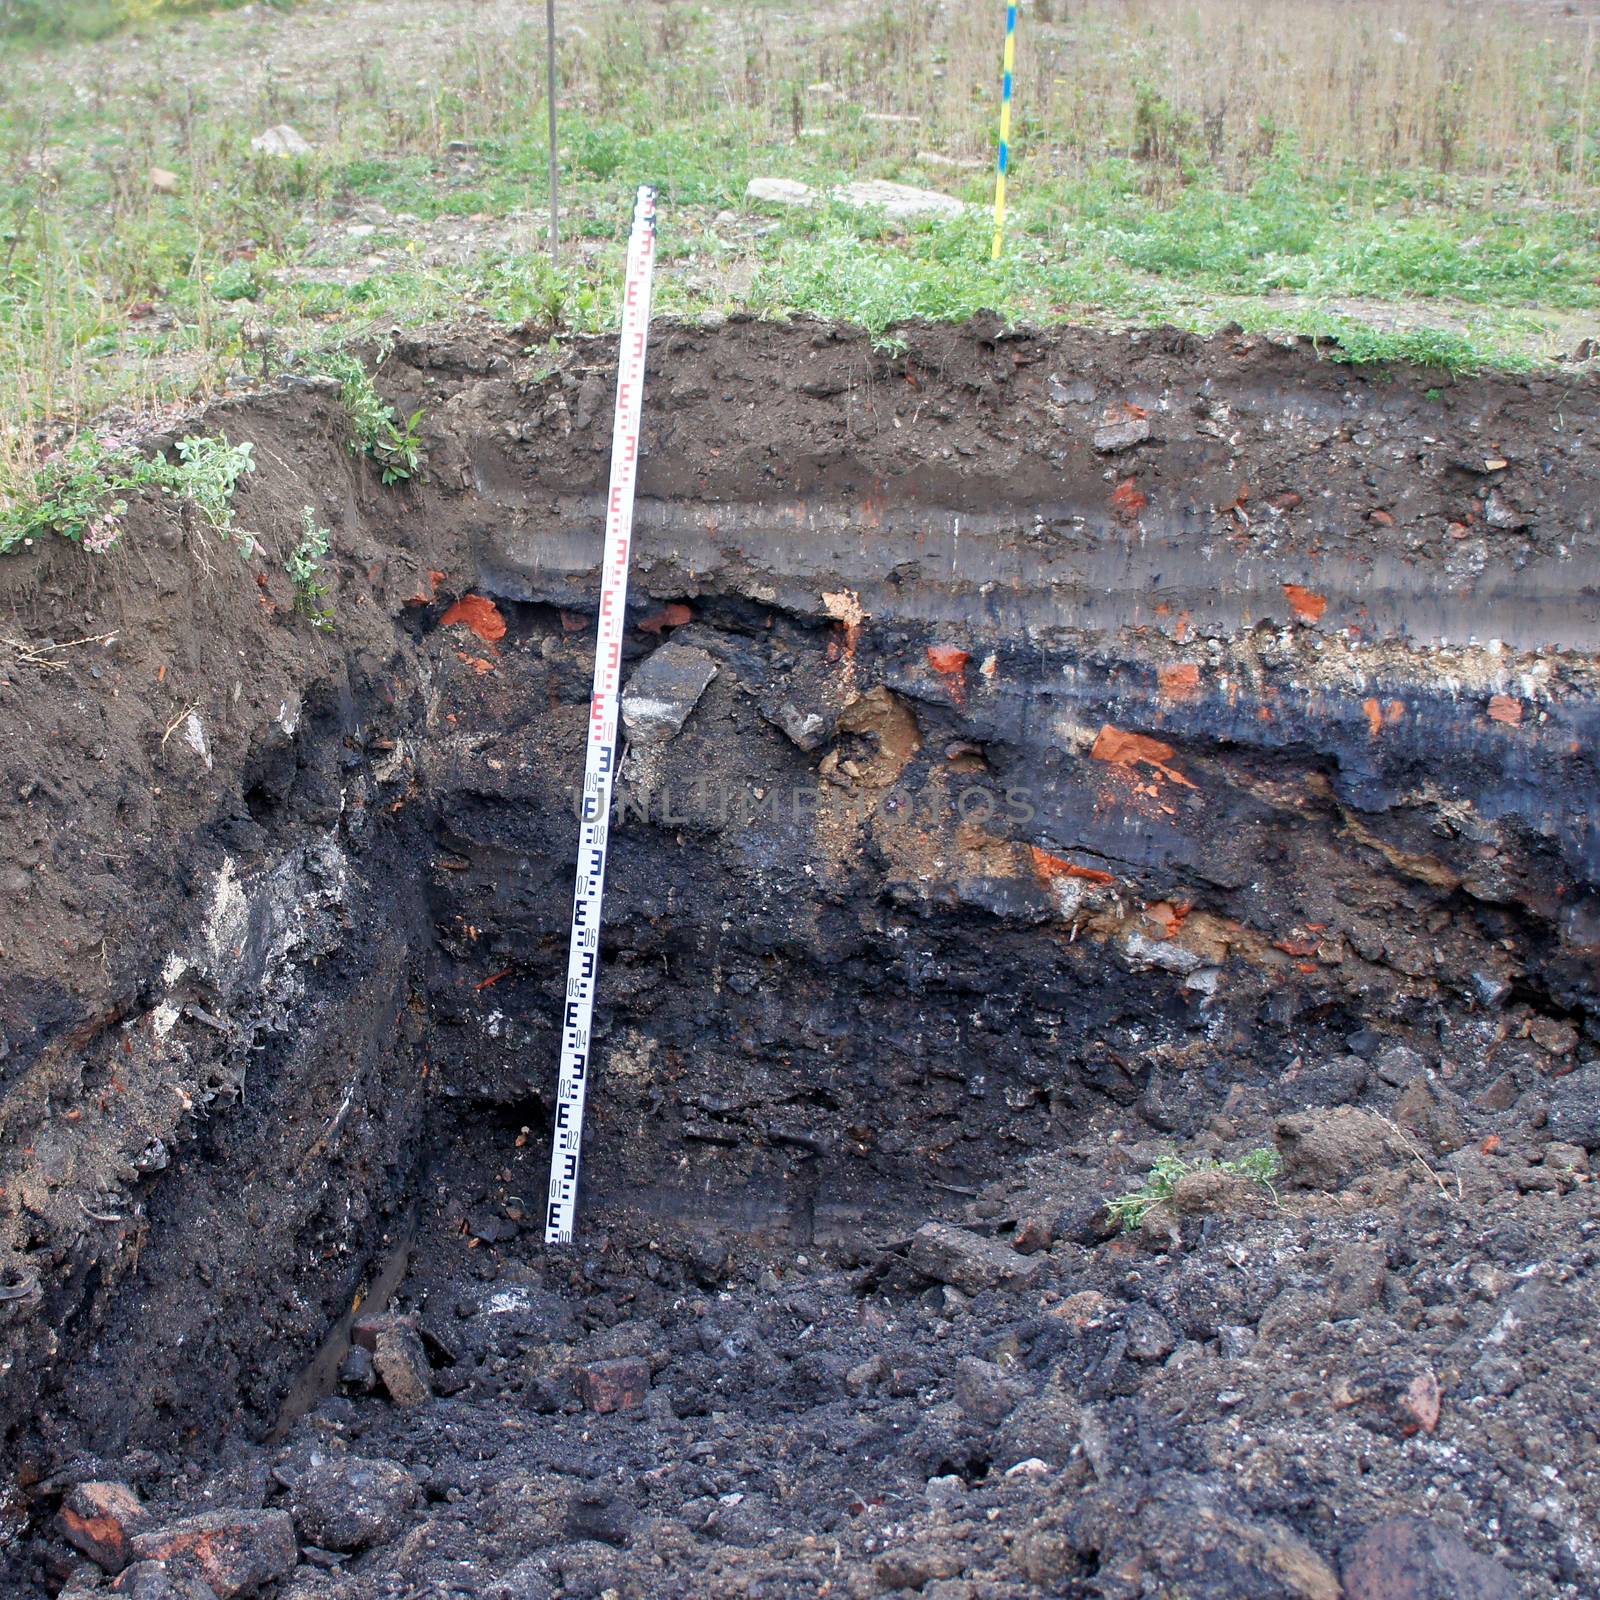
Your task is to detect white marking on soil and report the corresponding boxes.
[183,712,213,769]
[205,856,251,971]
[482,1287,536,1315]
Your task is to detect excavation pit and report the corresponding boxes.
[1,321,1597,1598]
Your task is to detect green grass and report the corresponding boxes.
[0,0,1595,545]
[0,0,278,43]
[1105,1147,1284,1232]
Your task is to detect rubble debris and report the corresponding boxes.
[619,643,719,743]
[907,1222,1042,1294]
[290,1456,418,1552]
[126,1511,297,1599]
[1340,1516,1518,1599]
[55,1480,145,1571]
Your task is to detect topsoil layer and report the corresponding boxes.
[0,317,1596,1599]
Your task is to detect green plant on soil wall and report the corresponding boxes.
[286,505,334,628]
[0,433,256,556]
[314,352,426,485]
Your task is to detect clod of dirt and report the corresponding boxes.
[289,1457,417,1552]
[1274,1108,1410,1189]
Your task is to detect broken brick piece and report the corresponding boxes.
[1487,694,1523,726]
[637,602,693,634]
[1089,724,1197,789]
[1282,583,1328,622]
[56,1480,145,1572]
[1157,662,1201,699]
[439,593,507,643]
[1110,478,1148,517]
[126,1509,297,1599]
[925,645,970,676]
[578,1356,650,1414]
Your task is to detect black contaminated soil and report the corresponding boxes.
[0,318,1597,1599]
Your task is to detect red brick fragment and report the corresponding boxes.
[926,644,971,703]
[1110,478,1148,518]
[578,1356,650,1414]
[1487,694,1523,726]
[127,1509,297,1599]
[1028,847,1115,887]
[440,593,506,643]
[1090,725,1197,789]
[56,1481,144,1572]
[638,602,693,634]
[1282,583,1328,622]
[1157,662,1201,700]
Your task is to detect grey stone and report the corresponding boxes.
[765,700,830,751]
[830,179,967,220]
[360,1316,432,1406]
[952,1355,1025,1425]
[1124,1306,1176,1362]
[1216,1324,1256,1359]
[249,124,314,158]
[291,1455,418,1551]
[1092,416,1151,452]
[1374,1043,1428,1086]
[115,1564,220,1600]
[620,643,718,743]
[1546,1067,1600,1150]
[745,177,815,207]
[908,1222,1041,1295]
[1341,1516,1517,1600]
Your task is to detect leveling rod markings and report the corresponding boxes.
[545,184,658,1246]
[990,2,1017,261]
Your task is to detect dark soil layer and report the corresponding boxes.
[0,318,1597,1599]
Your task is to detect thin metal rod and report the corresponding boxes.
[546,0,559,268]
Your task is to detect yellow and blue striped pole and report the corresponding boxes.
[991,2,1017,260]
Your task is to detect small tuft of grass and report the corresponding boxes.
[1105,1146,1283,1233]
